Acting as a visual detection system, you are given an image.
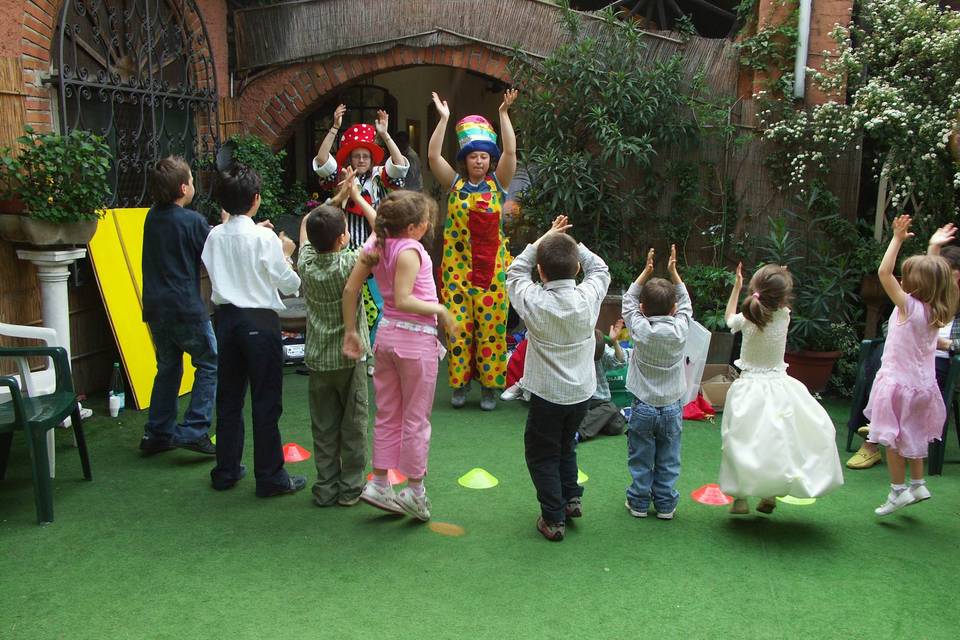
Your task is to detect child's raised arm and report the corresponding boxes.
[724,262,743,324]
[342,255,374,359]
[428,92,456,188]
[879,214,913,313]
[927,222,956,256]
[634,248,655,287]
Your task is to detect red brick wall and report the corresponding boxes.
[239,45,513,150]
[6,0,229,133]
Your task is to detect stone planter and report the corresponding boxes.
[784,350,842,393]
[0,214,98,246]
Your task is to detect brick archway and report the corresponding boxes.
[239,44,512,150]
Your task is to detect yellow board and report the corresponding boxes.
[87,208,196,410]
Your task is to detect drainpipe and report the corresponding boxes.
[793,0,813,99]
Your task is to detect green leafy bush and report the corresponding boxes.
[0,126,112,223]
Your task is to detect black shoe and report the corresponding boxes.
[256,475,307,498]
[212,464,246,491]
[139,435,177,455]
[178,434,216,455]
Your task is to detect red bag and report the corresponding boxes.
[682,392,716,421]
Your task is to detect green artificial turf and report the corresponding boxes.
[2,370,960,639]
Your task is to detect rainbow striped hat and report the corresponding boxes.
[455,115,500,162]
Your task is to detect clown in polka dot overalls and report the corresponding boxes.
[443,175,512,391]
[427,89,519,409]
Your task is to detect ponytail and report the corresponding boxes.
[742,264,793,330]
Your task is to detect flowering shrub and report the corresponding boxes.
[0,126,111,223]
[759,0,960,223]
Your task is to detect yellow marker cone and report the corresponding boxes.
[210,434,216,445]
[457,468,499,489]
[577,468,589,484]
[777,495,816,506]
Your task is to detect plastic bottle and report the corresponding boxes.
[108,362,125,416]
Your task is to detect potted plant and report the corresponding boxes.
[684,263,736,363]
[0,126,112,245]
[756,210,861,392]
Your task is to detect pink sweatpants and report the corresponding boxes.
[372,324,439,478]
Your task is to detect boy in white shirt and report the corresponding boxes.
[202,165,305,497]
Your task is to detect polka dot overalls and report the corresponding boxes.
[442,175,511,390]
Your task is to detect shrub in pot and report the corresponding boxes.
[0,126,112,245]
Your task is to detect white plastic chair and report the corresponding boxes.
[0,322,78,477]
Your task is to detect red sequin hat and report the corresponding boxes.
[335,123,385,169]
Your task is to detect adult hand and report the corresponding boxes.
[375,110,390,137]
[499,88,518,112]
[332,104,346,129]
[431,92,450,120]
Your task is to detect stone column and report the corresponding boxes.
[16,248,88,477]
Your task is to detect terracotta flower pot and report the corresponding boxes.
[784,350,842,393]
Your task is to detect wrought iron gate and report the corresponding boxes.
[56,0,219,207]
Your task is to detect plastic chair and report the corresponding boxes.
[845,338,960,475]
[0,322,61,477]
[0,346,92,524]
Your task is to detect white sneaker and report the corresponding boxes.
[656,507,676,520]
[500,384,523,401]
[395,487,432,521]
[625,500,647,518]
[874,489,916,516]
[909,483,932,503]
[360,481,403,514]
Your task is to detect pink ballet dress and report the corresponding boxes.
[864,294,945,458]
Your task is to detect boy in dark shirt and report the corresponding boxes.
[139,156,217,456]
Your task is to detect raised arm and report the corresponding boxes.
[927,222,956,256]
[428,92,456,188]
[342,255,374,359]
[494,89,518,190]
[879,214,912,312]
[375,110,408,168]
[314,104,345,168]
[724,262,743,324]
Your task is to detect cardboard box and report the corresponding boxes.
[700,364,739,409]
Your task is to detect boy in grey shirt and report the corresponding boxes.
[621,245,692,520]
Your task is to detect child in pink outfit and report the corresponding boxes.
[342,191,455,522]
[867,215,959,516]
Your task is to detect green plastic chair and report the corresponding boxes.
[0,346,92,524]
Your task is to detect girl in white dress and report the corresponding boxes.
[718,263,844,514]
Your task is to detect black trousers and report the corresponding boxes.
[210,305,289,494]
[848,350,950,431]
[524,394,589,523]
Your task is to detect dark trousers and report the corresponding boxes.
[578,398,627,440]
[210,305,289,494]
[524,394,589,523]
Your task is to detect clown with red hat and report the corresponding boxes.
[313,104,409,250]
[313,105,409,359]
[427,89,518,411]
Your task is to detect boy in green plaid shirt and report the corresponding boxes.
[298,170,375,506]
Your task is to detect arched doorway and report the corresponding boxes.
[55,0,219,207]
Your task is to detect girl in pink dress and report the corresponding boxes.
[867,215,959,516]
[342,191,457,522]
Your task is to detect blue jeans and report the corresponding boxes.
[626,399,682,513]
[145,320,217,444]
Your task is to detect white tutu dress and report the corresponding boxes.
[718,308,844,499]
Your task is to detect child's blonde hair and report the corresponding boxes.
[361,190,437,266]
[901,254,958,327]
[743,264,794,330]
